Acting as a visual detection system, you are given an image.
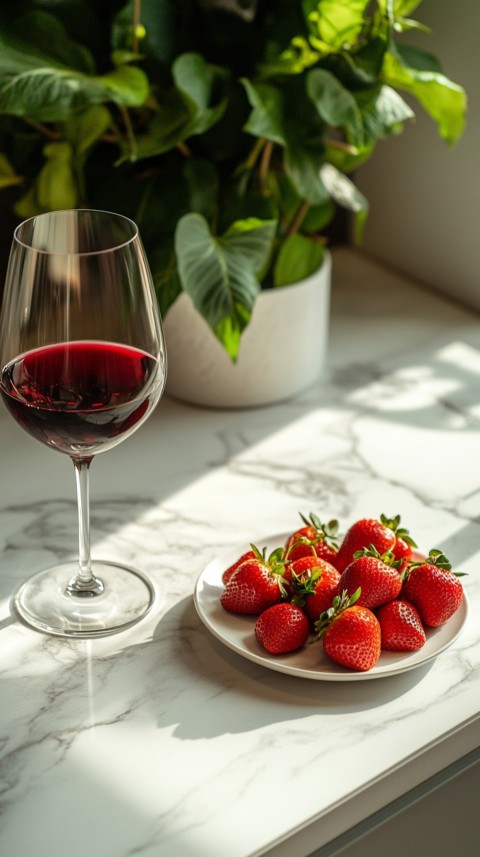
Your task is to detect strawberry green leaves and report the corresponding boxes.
[313,587,362,639]
[408,548,452,572]
[174,214,276,360]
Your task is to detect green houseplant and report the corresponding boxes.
[0,0,466,368]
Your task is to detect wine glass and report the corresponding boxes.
[0,209,167,637]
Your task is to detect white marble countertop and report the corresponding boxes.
[1,247,479,857]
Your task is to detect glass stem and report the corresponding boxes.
[67,458,104,597]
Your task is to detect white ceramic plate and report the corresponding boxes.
[193,532,469,682]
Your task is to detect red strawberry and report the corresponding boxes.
[222,549,255,584]
[304,569,341,624]
[338,547,402,609]
[283,555,340,624]
[220,544,285,615]
[282,554,333,589]
[255,603,310,654]
[315,589,381,672]
[377,600,426,651]
[380,514,417,566]
[335,516,396,573]
[392,537,413,566]
[284,513,339,565]
[402,549,464,627]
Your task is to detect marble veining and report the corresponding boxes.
[0,248,479,857]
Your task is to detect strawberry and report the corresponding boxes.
[282,553,333,588]
[222,549,255,585]
[402,549,464,627]
[380,514,417,566]
[314,589,381,672]
[377,600,426,651]
[304,569,341,625]
[335,516,396,573]
[284,513,339,565]
[284,555,340,624]
[255,603,310,654]
[338,547,402,609]
[220,544,286,615]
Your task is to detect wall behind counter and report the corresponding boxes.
[355,0,479,310]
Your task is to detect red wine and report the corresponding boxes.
[0,341,163,457]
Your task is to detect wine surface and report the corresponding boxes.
[0,341,162,457]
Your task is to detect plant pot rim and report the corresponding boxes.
[260,248,331,295]
[163,249,332,408]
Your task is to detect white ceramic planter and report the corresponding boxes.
[163,251,331,408]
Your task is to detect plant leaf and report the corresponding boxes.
[325,141,375,174]
[353,83,414,144]
[0,152,23,189]
[150,243,182,320]
[173,53,219,112]
[306,68,364,146]
[125,53,227,162]
[376,0,424,23]
[241,79,286,145]
[174,213,276,359]
[1,10,94,74]
[382,43,466,144]
[301,198,335,233]
[36,141,78,209]
[182,158,219,220]
[0,21,149,121]
[222,217,277,274]
[284,139,328,206]
[308,0,370,52]
[97,65,149,108]
[320,163,368,243]
[273,233,324,287]
[129,91,191,159]
[172,52,228,136]
[15,140,78,215]
[62,105,111,156]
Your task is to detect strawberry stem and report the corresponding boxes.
[380,513,418,548]
[407,548,452,572]
[298,512,340,548]
[353,544,399,567]
[312,587,361,640]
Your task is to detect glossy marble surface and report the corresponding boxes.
[1,247,479,857]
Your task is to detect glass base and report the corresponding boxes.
[13,561,156,638]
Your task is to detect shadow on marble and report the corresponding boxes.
[2,325,480,581]
[0,736,219,857]
[145,596,434,742]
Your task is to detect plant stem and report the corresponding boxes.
[23,119,61,140]
[119,104,137,162]
[241,137,265,172]
[288,200,310,236]
[132,0,142,53]
[326,137,357,154]
[177,141,192,157]
[247,137,266,169]
[258,140,273,192]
